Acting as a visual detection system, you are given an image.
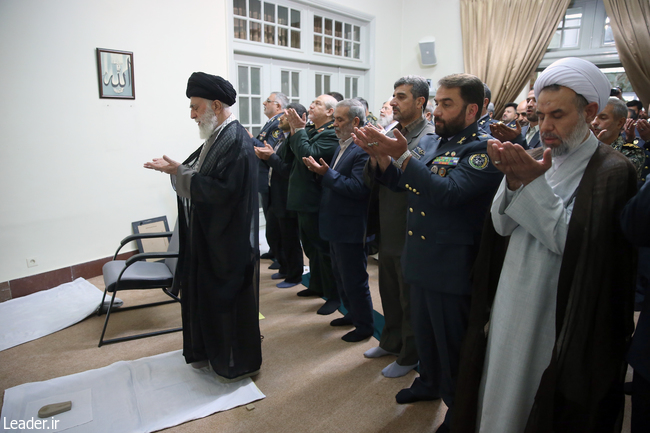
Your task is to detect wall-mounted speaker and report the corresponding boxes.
[419,39,437,67]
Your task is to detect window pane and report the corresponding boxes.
[565,18,581,28]
[335,21,342,38]
[353,43,360,59]
[251,67,260,95]
[252,126,261,136]
[278,27,288,46]
[265,25,275,44]
[292,72,299,96]
[353,25,360,42]
[325,18,332,36]
[239,97,250,124]
[324,75,330,93]
[345,77,350,99]
[344,23,351,40]
[238,66,249,94]
[249,0,261,19]
[278,6,288,25]
[291,30,300,48]
[344,41,351,57]
[335,39,342,56]
[324,37,332,54]
[234,18,247,39]
[562,28,579,48]
[603,18,614,45]
[548,30,561,49]
[292,98,299,104]
[264,3,275,22]
[233,0,246,16]
[282,71,290,95]
[250,22,262,42]
[291,10,300,28]
[314,16,322,34]
[314,35,322,52]
[252,97,261,123]
[352,77,358,98]
[315,75,322,96]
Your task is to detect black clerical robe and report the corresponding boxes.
[453,144,638,432]
[173,120,261,380]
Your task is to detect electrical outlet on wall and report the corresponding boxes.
[26,257,38,268]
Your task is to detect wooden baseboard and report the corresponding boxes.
[1,251,137,301]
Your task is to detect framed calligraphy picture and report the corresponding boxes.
[96,48,135,99]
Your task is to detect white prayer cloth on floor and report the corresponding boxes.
[1,350,265,433]
[0,278,104,352]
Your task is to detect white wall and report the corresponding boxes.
[0,0,229,282]
[0,0,465,283]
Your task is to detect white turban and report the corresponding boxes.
[534,57,611,114]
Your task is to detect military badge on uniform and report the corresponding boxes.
[457,137,466,144]
[469,153,489,170]
[439,167,447,177]
[432,156,459,166]
[431,165,439,174]
[272,129,281,138]
[451,152,456,157]
[317,128,324,133]
[260,131,267,138]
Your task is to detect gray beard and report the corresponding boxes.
[378,114,393,128]
[198,110,219,139]
[543,119,589,158]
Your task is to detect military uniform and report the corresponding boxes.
[366,112,379,127]
[364,116,435,367]
[611,134,645,180]
[377,122,503,429]
[253,113,284,257]
[477,113,496,136]
[287,121,339,300]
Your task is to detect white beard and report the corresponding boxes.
[378,113,393,128]
[198,109,219,139]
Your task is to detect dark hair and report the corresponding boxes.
[483,83,491,103]
[394,75,430,113]
[504,102,518,111]
[437,74,485,122]
[627,100,643,110]
[610,87,622,97]
[327,91,344,102]
[287,102,307,119]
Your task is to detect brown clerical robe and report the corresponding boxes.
[453,143,638,432]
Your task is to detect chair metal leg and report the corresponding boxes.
[98,291,118,347]
[98,288,109,316]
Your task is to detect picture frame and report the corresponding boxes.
[96,48,135,99]
[131,216,170,258]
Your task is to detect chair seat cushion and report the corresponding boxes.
[102,260,174,292]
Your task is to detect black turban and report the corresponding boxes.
[186,72,237,106]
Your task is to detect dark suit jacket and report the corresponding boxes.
[252,113,283,192]
[378,123,504,294]
[622,179,650,381]
[319,142,370,243]
[264,133,296,218]
[287,121,339,213]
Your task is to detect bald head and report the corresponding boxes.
[517,100,529,126]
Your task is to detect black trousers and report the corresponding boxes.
[296,211,337,300]
[410,287,470,428]
[330,242,373,335]
[267,208,303,283]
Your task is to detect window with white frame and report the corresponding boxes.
[234,0,301,49]
[281,69,300,103]
[313,16,361,59]
[315,73,331,98]
[548,7,583,49]
[344,76,359,99]
[238,65,264,136]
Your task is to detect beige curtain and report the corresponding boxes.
[461,0,570,115]
[602,0,650,111]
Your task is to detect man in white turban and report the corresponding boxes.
[452,58,638,432]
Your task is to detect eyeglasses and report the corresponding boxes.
[266,99,279,104]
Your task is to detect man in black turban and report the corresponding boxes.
[144,72,261,382]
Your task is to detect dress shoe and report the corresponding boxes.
[395,388,439,404]
[317,299,340,315]
[268,261,281,270]
[297,288,319,297]
[276,281,299,288]
[260,252,275,260]
[341,329,372,342]
[271,272,287,280]
[330,315,353,326]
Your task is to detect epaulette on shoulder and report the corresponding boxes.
[623,142,641,150]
